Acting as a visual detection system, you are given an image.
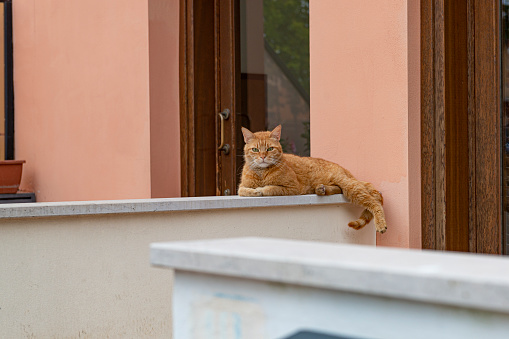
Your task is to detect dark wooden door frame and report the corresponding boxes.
[179,0,216,197]
[216,0,241,197]
[179,0,239,197]
[421,0,501,253]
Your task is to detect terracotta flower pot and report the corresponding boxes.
[0,160,26,194]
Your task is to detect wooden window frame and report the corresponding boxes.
[421,0,501,253]
[1,0,13,160]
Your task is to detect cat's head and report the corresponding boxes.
[241,125,283,169]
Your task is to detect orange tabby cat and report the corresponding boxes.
[238,125,387,234]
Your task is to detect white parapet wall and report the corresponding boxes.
[0,195,371,338]
[151,237,509,339]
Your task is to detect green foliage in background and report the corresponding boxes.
[301,121,310,154]
[264,0,310,95]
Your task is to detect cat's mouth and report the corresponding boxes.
[256,160,270,168]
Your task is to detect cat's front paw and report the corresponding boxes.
[238,187,263,197]
[315,184,326,196]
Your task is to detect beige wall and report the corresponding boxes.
[0,199,372,338]
[309,0,421,248]
[13,0,180,201]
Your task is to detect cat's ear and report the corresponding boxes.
[241,127,255,143]
[270,125,282,141]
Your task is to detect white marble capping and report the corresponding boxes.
[0,194,349,219]
[151,237,509,314]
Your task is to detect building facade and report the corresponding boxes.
[4,0,505,252]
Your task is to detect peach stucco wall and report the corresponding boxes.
[149,0,181,198]
[310,1,421,248]
[13,0,180,201]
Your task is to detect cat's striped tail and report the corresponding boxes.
[348,209,373,230]
[346,188,384,232]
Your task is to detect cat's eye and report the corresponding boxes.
[252,148,259,152]
[267,147,274,151]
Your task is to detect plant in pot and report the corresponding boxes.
[0,160,26,194]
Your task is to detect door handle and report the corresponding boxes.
[218,109,230,154]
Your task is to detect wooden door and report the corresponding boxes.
[421,0,501,253]
[179,0,239,197]
[216,0,241,196]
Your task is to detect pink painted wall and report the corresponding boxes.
[149,0,181,198]
[309,0,421,248]
[13,0,180,201]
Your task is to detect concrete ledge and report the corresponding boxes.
[151,237,509,314]
[0,194,349,219]
[1,197,371,338]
